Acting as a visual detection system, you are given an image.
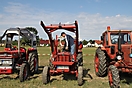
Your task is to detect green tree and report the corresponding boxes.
[26,27,40,46]
[20,38,26,46]
[82,40,88,45]
[12,40,18,45]
[26,27,38,35]
[89,40,93,43]
[92,40,95,44]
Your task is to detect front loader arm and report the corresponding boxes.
[40,21,54,53]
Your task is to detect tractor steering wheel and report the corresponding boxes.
[111,38,118,44]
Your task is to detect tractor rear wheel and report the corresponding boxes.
[108,65,120,88]
[19,63,29,82]
[42,66,50,84]
[34,54,38,73]
[94,48,107,77]
[28,52,38,76]
[77,66,83,86]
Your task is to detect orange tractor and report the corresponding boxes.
[94,26,132,88]
[40,20,83,86]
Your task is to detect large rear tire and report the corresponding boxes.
[94,48,107,77]
[34,54,38,73]
[108,65,120,88]
[42,66,50,84]
[77,66,83,86]
[28,52,38,76]
[19,63,29,82]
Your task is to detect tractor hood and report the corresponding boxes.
[0,51,17,58]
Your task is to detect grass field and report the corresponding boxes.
[0,47,132,88]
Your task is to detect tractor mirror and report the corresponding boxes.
[36,36,39,39]
[33,41,37,46]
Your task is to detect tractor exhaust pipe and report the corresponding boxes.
[118,30,121,52]
[116,30,124,60]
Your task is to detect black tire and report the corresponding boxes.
[94,48,107,77]
[19,63,29,82]
[28,52,38,76]
[34,53,39,73]
[108,65,120,88]
[42,66,50,84]
[77,52,83,66]
[77,66,83,86]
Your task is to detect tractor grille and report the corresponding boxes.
[54,53,71,62]
[0,59,13,66]
[57,55,70,62]
[0,54,12,57]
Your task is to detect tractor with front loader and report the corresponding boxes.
[94,26,132,88]
[40,20,83,86]
[0,28,38,82]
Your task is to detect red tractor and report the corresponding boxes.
[40,20,83,86]
[94,26,132,88]
[0,28,38,82]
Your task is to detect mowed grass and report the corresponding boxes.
[0,47,132,88]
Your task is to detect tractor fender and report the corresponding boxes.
[27,48,37,55]
[28,48,37,52]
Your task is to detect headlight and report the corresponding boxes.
[117,56,122,60]
[129,54,132,58]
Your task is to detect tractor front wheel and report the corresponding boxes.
[94,48,107,77]
[42,66,50,84]
[77,66,83,86]
[19,63,29,82]
[108,65,120,88]
[77,52,83,66]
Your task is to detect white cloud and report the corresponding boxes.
[1,2,132,40]
[116,14,121,17]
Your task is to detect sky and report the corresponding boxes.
[0,0,132,40]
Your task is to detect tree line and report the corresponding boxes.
[82,39,95,45]
[0,27,95,46]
